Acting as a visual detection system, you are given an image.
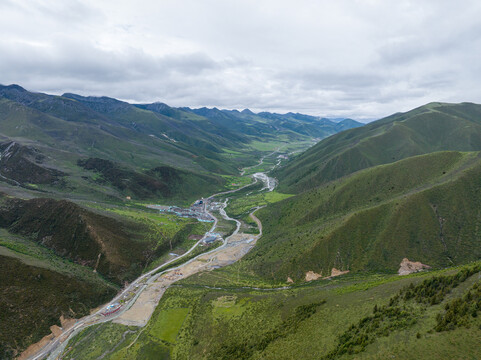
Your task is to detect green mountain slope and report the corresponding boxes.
[60,263,481,360]
[0,193,212,357]
[276,102,481,194]
[0,196,181,284]
[0,254,116,359]
[184,107,363,141]
[0,84,362,203]
[242,151,481,282]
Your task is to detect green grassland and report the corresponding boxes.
[276,102,481,194]
[237,151,481,282]
[0,253,117,359]
[225,190,293,224]
[61,263,481,360]
[0,229,117,287]
[219,174,254,190]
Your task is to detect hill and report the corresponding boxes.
[57,261,481,360]
[183,106,363,141]
[0,84,362,203]
[0,84,365,358]
[0,193,212,357]
[240,150,481,282]
[275,102,481,194]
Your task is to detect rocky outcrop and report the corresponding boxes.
[398,258,431,275]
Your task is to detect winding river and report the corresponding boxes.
[28,159,277,360]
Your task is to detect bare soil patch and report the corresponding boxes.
[398,258,431,275]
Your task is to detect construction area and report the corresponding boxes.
[114,231,258,327]
[147,200,214,222]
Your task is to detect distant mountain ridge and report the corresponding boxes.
[0,84,362,203]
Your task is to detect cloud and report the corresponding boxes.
[1,0,481,119]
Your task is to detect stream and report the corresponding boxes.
[33,157,277,360]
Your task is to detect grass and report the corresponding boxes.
[61,263,481,360]
[275,102,481,194]
[248,140,288,152]
[225,190,293,219]
[0,255,117,359]
[239,151,481,282]
[211,296,250,319]
[149,308,190,343]
[0,229,117,286]
[61,323,139,360]
[102,206,202,240]
[220,174,254,190]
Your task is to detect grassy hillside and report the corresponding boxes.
[0,229,119,359]
[0,196,154,284]
[0,84,362,204]
[77,157,224,202]
[0,195,212,284]
[0,97,235,200]
[59,263,481,360]
[276,102,481,194]
[236,151,481,282]
[0,254,117,359]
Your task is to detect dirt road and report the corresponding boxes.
[114,216,260,327]
[28,156,276,360]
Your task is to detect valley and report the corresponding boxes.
[26,152,279,360]
[4,2,481,359]
[1,87,481,360]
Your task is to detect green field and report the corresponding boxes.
[226,190,293,222]
[149,308,190,343]
[61,263,481,359]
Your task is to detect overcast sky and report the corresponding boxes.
[1,0,480,120]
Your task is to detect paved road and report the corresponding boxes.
[28,160,277,360]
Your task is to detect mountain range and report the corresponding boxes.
[2,84,481,360]
[0,84,362,203]
[0,84,361,359]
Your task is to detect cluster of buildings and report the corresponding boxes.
[147,199,214,222]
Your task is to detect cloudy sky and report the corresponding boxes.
[1,0,480,120]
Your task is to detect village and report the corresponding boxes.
[147,199,214,223]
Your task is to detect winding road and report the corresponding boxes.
[27,156,278,360]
